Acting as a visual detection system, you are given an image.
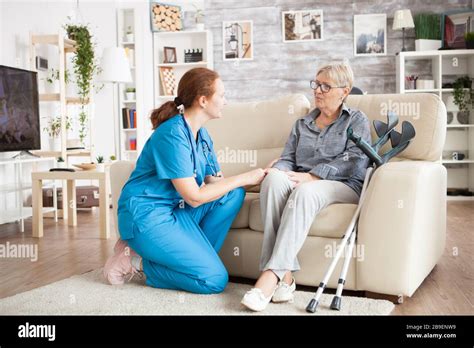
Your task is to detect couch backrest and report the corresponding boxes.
[206,93,446,177]
[110,93,447,224]
[205,94,311,177]
[346,93,446,162]
[110,161,135,238]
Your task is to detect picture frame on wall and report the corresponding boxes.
[163,46,177,63]
[282,10,323,43]
[150,2,183,32]
[441,9,474,49]
[222,20,254,61]
[354,14,387,56]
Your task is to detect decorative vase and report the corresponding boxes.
[125,33,134,42]
[415,39,442,51]
[445,95,460,125]
[96,163,105,172]
[45,80,59,94]
[49,137,61,151]
[125,92,135,100]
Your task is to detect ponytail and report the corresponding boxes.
[150,101,178,130]
[149,67,220,130]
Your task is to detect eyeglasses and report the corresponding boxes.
[310,80,346,93]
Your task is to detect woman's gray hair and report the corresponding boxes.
[316,61,354,91]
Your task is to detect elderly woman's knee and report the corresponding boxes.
[289,182,325,206]
[262,170,289,186]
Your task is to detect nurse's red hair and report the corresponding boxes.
[150,67,220,129]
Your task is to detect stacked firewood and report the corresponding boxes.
[151,4,182,32]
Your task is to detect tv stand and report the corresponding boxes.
[12,150,40,159]
[0,156,57,232]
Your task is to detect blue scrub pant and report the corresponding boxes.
[127,187,245,294]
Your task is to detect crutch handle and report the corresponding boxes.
[347,127,383,167]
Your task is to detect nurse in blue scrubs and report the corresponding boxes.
[103,68,266,294]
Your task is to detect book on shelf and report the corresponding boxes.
[129,137,137,151]
[122,108,137,129]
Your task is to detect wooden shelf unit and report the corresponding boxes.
[396,49,474,200]
[29,32,93,164]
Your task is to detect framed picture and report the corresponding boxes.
[163,46,177,63]
[282,10,323,42]
[150,2,182,32]
[222,20,253,61]
[159,67,177,96]
[441,10,474,49]
[354,14,387,56]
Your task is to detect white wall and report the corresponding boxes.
[0,0,201,216]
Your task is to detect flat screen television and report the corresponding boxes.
[0,65,41,153]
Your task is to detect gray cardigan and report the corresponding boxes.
[272,104,371,196]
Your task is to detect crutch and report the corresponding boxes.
[306,112,416,313]
[328,115,416,311]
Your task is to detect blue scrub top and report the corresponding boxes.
[117,114,221,239]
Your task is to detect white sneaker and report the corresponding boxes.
[272,277,296,303]
[241,287,275,312]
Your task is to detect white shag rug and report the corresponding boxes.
[0,269,394,315]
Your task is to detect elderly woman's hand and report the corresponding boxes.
[286,171,319,187]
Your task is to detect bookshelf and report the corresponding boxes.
[117,8,142,160]
[152,30,213,139]
[29,32,93,164]
[396,49,474,200]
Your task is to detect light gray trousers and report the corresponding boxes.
[259,170,360,280]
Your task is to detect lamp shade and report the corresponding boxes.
[97,47,132,83]
[392,9,415,30]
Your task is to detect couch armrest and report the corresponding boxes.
[356,161,446,297]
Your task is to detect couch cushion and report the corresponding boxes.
[230,192,259,229]
[248,198,357,238]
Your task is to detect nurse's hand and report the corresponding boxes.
[264,167,280,175]
[242,168,266,186]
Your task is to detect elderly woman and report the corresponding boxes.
[241,62,371,311]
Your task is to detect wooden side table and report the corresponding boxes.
[31,169,110,239]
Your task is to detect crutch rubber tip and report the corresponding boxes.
[306,299,319,313]
[330,296,341,311]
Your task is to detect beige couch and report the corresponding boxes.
[110,93,447,298]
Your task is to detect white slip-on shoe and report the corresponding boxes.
[241,287,275,312]
[272,277,296,303]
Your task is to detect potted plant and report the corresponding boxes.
[414,13,441,51]
[193,4,205,31]
[63,21,101,146]
[125,26,134,42]
[125,87,136,100]
[43,115,72,151]
[42,68,71,94]
[96,155,105,172]
[452,75,473,114]
[109,154,117,162]
[57,156,66,168]
[465,32,474,49]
